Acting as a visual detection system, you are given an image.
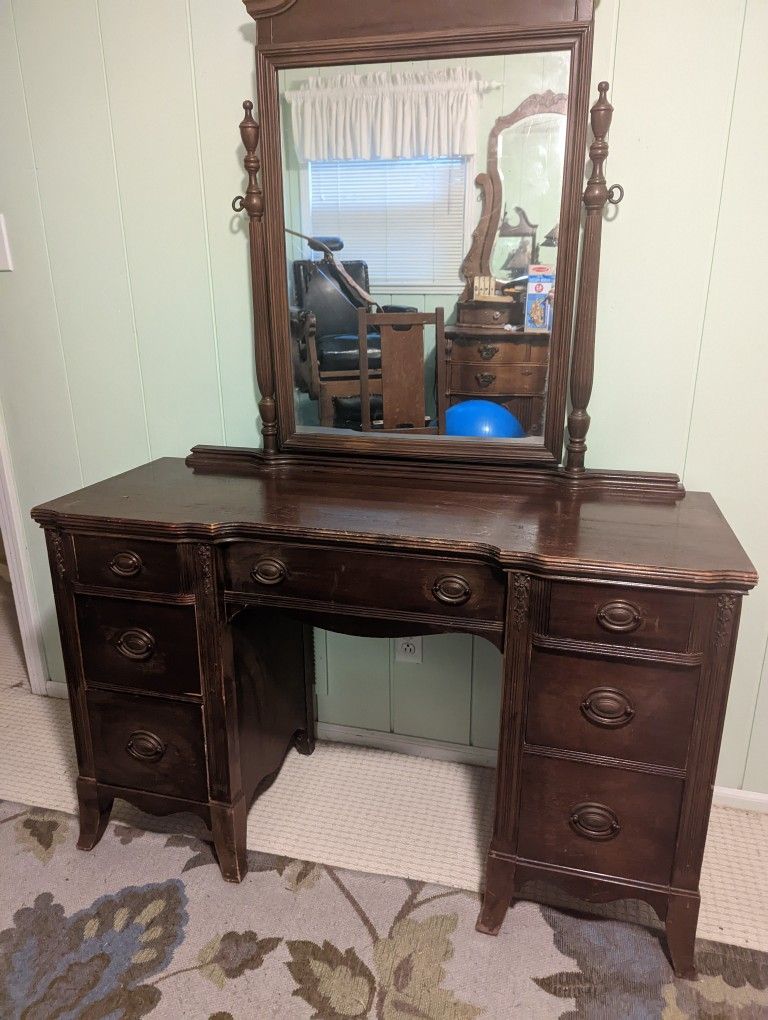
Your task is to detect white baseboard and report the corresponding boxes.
[46,680,68,700]
[316,723,497,767]
[713,786,768,814]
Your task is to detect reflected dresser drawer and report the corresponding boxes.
[517,754,683,886]
[76,595,201,697]
[546,581,696,652]
[222,542,505,624]
[73,535,183,594]
[452,362,547,396]
[86,689,208,801]
[526,648,699,770]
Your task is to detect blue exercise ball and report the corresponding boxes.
[445,399,526,439]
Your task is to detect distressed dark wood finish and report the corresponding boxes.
[27,0,757,987]
[33,456,756,978]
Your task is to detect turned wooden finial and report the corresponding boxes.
[232,101,264,221]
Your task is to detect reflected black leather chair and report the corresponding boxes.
[290,245,415,428]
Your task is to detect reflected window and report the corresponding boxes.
[305,158,468,291]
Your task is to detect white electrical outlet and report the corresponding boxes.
[395,636,423,663]
[0,215,13,272]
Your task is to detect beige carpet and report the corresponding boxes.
[1,575,767,955]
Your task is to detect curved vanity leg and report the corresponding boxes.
[293,729,316,756]
[210,797,248,883]
[76,777,114,851]
[476,852,516,935]
[665,893,699,980]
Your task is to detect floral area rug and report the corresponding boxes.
[1,800,767,1018]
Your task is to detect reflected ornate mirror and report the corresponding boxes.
[193,0,621,478]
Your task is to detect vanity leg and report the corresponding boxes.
[294,729,316,756]
[210,797,248,883]
[476,852,516,935]
[76,777,114,851]
[665,892,699,980]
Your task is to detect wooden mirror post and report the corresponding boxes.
[565,82,623,474]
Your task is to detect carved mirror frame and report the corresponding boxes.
[460,90,569,299]
[195,0,617,478]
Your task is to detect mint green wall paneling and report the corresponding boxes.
[12,0,150,484]
[317,632,391,731]
[97,0,224,456]
[587,0,745,474]
[0,1,83,684]
[683,0,768,790]
[470,637,502,750]
[744,652,768,794]
[187,0,260,447]
[391,634,472,744]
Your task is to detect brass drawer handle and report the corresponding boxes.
[252,557,288,586]
[432,575,472,606]
[126,730,166,763]
[116,628,156,661]
[569,802,621,841]
[596,599,643,633]
[580,687,635,728]
[478,344,499,361]
[109,550,143,578]
[475,372,496,389]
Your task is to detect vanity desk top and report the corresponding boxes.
[34,457,755,592]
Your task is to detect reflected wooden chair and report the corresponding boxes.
[357,308,445,432]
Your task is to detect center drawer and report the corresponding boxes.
[222,542,505,622]
[76,595,201,697]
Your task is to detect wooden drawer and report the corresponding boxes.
[87,689,208,801]
[448,336,549,366]
[526,648,699,769]
[458,302,518,327]
[452,363,547,396]
[547,582,695,652]
[222,542,504,622]
[517,754,683,886]
[74,535,182,593]
[76,595,201,697]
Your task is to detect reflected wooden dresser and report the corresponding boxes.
[32,457,757,979]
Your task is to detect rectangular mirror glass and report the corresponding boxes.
[279,50,570,444]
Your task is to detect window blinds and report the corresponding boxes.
[307,158,467,290]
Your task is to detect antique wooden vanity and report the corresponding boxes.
[31,0,756,981]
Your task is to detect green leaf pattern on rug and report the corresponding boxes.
[14,810,68,862]
[286,940,376,1018]
[199,931,281,989]
[373,914,481,1020]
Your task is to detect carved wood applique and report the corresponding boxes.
[511,573,531,630]
[50,531,66,580]
[196,544,215,595]
[715,594,737,649]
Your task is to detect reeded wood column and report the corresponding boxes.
[565,82,623,474]
[233,101,278,455]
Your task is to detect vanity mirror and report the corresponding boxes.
[220,0,607,471]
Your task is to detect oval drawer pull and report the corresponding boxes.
[252,557,288,586]
[432,575,472,606]
[116,628,156,661]
[109,550,143,578]
[569,802,621,841]
[596,599,643,633]
[475,372,496,389]
[126,730,166,763]
[580,687,635,728]
[478,344,499,361]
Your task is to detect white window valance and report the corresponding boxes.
[285,68,497,162]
